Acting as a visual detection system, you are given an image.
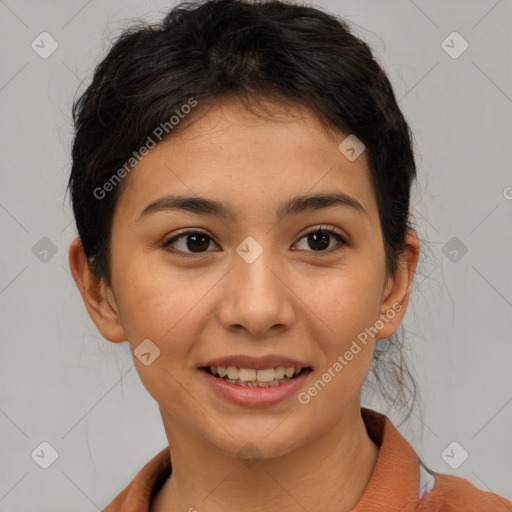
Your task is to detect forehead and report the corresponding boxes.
[114,98,379,226]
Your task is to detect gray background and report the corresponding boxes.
[1,0,511,510]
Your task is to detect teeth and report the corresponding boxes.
[208,365,304,385]
[221,377,293,387]
[227,366,239,379]
[239,368,256,382]
[274,367,285,379]
[256,368,275,382]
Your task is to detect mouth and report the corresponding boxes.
[201,365,312,387]
[197,354,313,407]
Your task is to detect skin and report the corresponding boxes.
[69,97,419,512]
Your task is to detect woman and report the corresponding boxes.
[67,0,512,510]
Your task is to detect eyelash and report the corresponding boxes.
[161,225,349,258]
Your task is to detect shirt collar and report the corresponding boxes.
[103,407,421,512]
[353,407,420,511]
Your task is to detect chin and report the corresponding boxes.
[204,418,312,461]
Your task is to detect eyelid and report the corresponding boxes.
[299,224,348,242]
[162,224,349,255]
[294,224,349,253]
[165,227,211,240]
[162,227,219,256]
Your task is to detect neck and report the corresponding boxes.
[152,405,379,512]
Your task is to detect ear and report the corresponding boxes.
[68,237,127,343]
[375,229,420,339]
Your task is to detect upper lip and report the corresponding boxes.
[201,354,311,370]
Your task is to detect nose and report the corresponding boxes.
[217,250,296,337]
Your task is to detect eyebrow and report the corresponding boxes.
[138,191,368,222]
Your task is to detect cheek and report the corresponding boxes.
[118,280,203,347]
[111,246,208,339]
[112,265,208,405]
[296,270,381,416]
[298,262,385,345]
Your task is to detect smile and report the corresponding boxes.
[204,365,307,387]
[199,365,312,407]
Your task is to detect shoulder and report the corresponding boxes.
[359,409,511,512]
[102,447,172,512]
[418,472,512,512]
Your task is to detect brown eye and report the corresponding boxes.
[163,230,218,254]
[162,226,348,257]
[307,231,330,251]
[294,227,348,253]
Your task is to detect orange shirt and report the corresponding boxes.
[103,407,512,511]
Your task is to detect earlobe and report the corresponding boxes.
[68,238,127,343]
[376,230,420,339]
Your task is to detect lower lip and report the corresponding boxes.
[199,368,311,407]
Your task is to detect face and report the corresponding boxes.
[75,97,415,459]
